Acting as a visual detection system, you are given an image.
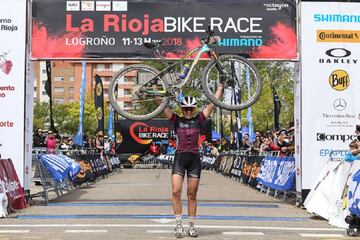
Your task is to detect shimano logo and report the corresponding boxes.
[314,14,360,23]
[316,133,357,142]
[263,3,289,11]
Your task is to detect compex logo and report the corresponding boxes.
[316,133,357,142]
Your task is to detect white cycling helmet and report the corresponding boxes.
[180,96,197,108]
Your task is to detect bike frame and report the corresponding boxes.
[144,43,218,97]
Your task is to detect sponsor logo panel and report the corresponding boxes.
[66,1,80,11]
[316,132,357,142]
[113,1,128,11]
[319,48,358,64]
[81,1,94,11]
[317,30,360,43]
[329,69,349,91]
[96,1,111,11]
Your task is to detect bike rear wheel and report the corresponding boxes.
[202,54,262,111]
[108,64,169,121]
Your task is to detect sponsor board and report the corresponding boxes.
[301,1,360,193]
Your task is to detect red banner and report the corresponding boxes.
[0,159,26,209]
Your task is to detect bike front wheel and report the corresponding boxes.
[108,64,169,121]
[202,54,262,111]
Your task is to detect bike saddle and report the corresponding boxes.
[144,40,164,49]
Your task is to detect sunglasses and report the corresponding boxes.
[183,107,195,112]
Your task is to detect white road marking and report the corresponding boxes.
[223,231,265,236]
[0,230,30,233]
[150,219,176,224]
[299,233,344,238]
[0,224,345,232]
[147,230,173,234]
[65,230,108,233]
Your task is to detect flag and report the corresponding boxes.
[107,106,114,140]
[108,82,117,141]
[231,61,242,149]
[94,74,105,138]
[45,61,56,132]
[246,67,255,143]
[73,62,86,146]
[272,83,281,129]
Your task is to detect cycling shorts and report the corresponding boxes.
[172,152,201,179]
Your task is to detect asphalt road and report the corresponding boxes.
[0,169,350,240]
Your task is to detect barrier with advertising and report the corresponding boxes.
[31,0,297,60]
[257,156,295,191]
[216,153,263,187]
[299,1,360,198]
[115,119,211,154]
[0,0,28,190]
[0,159,26,210]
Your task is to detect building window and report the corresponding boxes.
[34,87,37,91]
[68,98,75,103]
[54,87,64,93]
[54,98,64,104]
[42,91,47,95]
[96,64,105,70]
[68,87,74,93]
[42,69,47,74]
[69,76,75,81]
[42,80,47,85]
[54,76,64,81]
[124,89,131,95]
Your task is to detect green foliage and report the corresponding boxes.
[33,92,101,137]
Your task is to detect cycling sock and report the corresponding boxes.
[188,216,195,225]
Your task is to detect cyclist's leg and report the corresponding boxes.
[172,153,185,216]
[186,153,201,237]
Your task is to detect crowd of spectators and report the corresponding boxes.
[33,126,295,157]
[33,128,116,154]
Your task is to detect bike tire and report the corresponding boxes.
[108,64,169,121]
[201,54,262,111]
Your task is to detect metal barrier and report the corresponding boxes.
[31,148,121,205]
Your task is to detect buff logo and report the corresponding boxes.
[65,14,263,36]
[329,69,350,91]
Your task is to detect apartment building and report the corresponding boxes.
[33,60,140,105]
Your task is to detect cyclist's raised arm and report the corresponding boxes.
[202,83,224,118]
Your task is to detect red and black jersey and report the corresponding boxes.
[170,112,206,153]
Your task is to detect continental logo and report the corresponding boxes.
[317,30,360,43]
[329,69,349,91]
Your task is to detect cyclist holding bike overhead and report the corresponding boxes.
[162,83,224,238]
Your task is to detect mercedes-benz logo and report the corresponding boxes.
[333,98,347,111]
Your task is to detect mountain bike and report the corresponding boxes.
[109,27,262,121]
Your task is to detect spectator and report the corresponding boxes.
[269,130,293,156]
[59,137,70,150]
[33,128,45,147]
[45,130,57,154]
[241,133,252,152]
[149,141,160,156]
[210,144,219,157]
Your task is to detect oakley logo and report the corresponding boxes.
[325,48,351,58]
